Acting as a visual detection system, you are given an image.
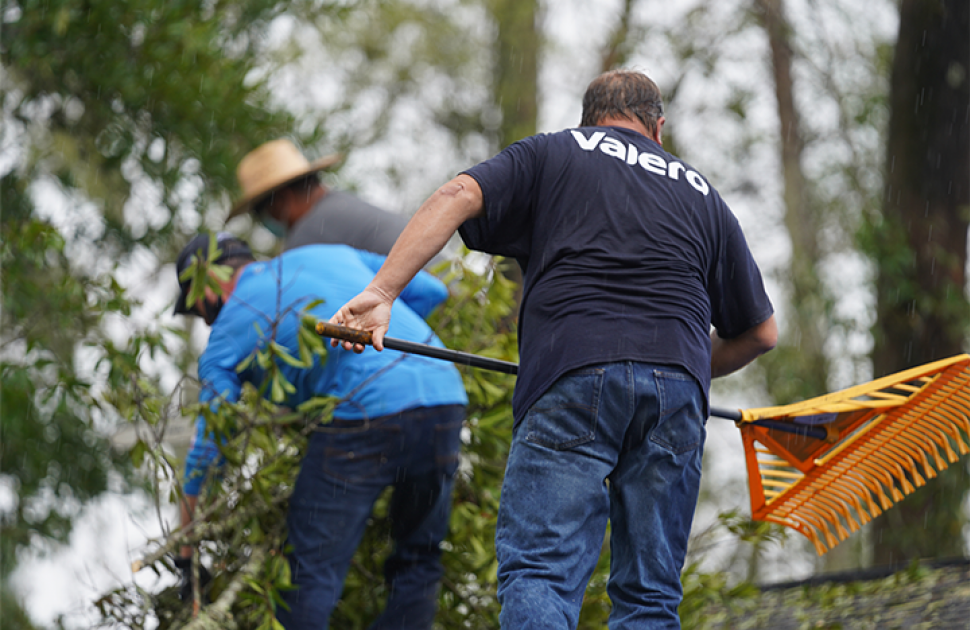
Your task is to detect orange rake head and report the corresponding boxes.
[734,355,970,555]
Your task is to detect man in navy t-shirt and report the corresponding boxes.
[329,69,777,629]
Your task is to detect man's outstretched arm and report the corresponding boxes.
[329,174,484,351]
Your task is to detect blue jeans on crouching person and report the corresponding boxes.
[495,362,706,629]
[277,404,465,630]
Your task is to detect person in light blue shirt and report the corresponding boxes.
[173,232,467,629]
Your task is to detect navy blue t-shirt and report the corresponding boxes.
[459,126,773,423]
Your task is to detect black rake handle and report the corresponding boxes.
[316,321,828,440]
[315,321,519,375]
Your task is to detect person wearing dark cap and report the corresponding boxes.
[225,138,410,255]
[173,232,467,629]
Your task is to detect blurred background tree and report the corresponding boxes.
[864,0,969,565]
[1,188,133,630]
[2,0,300,624]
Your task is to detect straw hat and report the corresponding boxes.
[227,139,341,221]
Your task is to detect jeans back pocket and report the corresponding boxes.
[524,367,604,451]
[649,369,704,455]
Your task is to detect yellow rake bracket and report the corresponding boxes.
[736,355,970,554]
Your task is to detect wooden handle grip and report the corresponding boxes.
[315,321,374,346]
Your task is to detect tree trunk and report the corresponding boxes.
[489,0,539,150]
[488,0,539,304]
[870,0,970,565]
[754,0,838,571]
[754,0,831,406]
[754,0,830,401]
[600,0,636,72]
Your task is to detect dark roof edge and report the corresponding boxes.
[759,556,970,591]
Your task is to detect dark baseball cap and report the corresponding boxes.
[174,231,254,316]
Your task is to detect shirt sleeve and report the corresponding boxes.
[183,414,221,496]
[458,137,539,259]
[707,216,774,338]
[182,332,247,497]
[356,249,449,319]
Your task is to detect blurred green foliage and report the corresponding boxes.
[2,0,300,245]
[0,186,131,586]
[1,0,305,624]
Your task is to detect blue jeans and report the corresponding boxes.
[277,404,465,630]
[496,363,705,629]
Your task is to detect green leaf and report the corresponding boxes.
[271,340,306,368]
[302,298,326,312]
[270,373,286,403]
[296,396,337,415]
[130,440,148,468]
[236,351,257,373]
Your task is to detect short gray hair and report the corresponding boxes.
[580,70,664,134]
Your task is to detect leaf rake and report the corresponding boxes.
[710,354,970,554]
[316,322,970,555]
